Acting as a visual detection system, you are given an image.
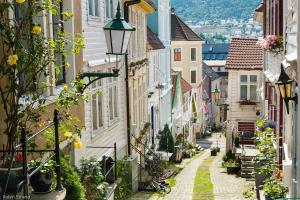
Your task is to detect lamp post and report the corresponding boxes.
[212,86,221,106]
[276,65,298,114]
[79,2,135,155]
[103,2,135,155]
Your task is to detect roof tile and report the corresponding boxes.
[225,38,263,70]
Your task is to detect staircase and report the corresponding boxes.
[240,155,255,179]
[130,135,162,189]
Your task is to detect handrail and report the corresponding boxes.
[1,109,63,199]
[131,134,160,160]
[86,143,117,183]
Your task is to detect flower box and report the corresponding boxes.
[238,100,257,106]
[257,35,283,54]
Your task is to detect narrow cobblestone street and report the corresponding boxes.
[210,136,254,200]
[129,133,253,200]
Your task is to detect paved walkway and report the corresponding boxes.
[129,134,253,200]
[211,136,254,200]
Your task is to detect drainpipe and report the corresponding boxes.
[123,0,141,155]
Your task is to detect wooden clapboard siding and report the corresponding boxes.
[227,70,263,129]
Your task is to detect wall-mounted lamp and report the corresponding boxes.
[212,86,221,105]
[276,65,298,114]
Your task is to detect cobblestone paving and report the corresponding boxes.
[211,137,254,200]
[129,134,253,200]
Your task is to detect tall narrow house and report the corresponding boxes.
[171,9,204,143]
[147,0,173,150]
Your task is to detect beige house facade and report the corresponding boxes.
[170,10,204,142]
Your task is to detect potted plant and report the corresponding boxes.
[223,160,241,174]
[0,152,23,194]
[0,1,84,195]
[29,160,55,193]
[263,178,288,200]
[210,147,217,156]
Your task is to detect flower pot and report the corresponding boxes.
[0,167,23,194]
[210,150,217,156]
[226,166,240,174]
[30,170,53,193]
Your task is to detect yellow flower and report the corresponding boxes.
[63,84,68,91]
[7,54,18,66]
[64,131,73,138]
[65,62,71,68]
[32,25,42,35]
[73,136,81,143]
[74,141,83,149]
[16,0,25,3]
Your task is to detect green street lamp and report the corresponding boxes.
[212,86,221,105]
[78,2,135,92]
[275,65,298,114]
[103,2,135,55]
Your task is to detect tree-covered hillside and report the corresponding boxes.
[171,0,260,22]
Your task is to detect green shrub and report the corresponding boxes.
[158,124,174,153]
[61,156,86,200]
[114,159,132,200]
[222,150,235,162]
[79,157,108,200]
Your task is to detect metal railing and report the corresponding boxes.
[86,143,117,183]
[0,109,63,199]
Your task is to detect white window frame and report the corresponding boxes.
[190,47,197,62]
[88,0,101,17]
[107,68,119,124]
[105,0,114,19]
[90,72,104,136]
[239,75,258,101]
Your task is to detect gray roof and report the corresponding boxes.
[203,44,229,60]
[202,63,220,81]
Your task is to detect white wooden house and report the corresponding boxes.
[225,38,263,151]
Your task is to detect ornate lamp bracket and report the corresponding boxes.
[78,69,120,92]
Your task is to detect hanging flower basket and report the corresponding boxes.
[257,35,283,54]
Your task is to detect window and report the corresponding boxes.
[91,71,103,132]
[105,0,114,18]
[89,0,100,17]
[191,70,197,84]
[240,75,257,101]
[108,68,118,121]
[174,48,181,61]
[92,93,103,130]
[191,48,196,61]
[52,4,65,85]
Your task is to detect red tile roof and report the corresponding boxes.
[147,27,165,50]
[225,38,263,70]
